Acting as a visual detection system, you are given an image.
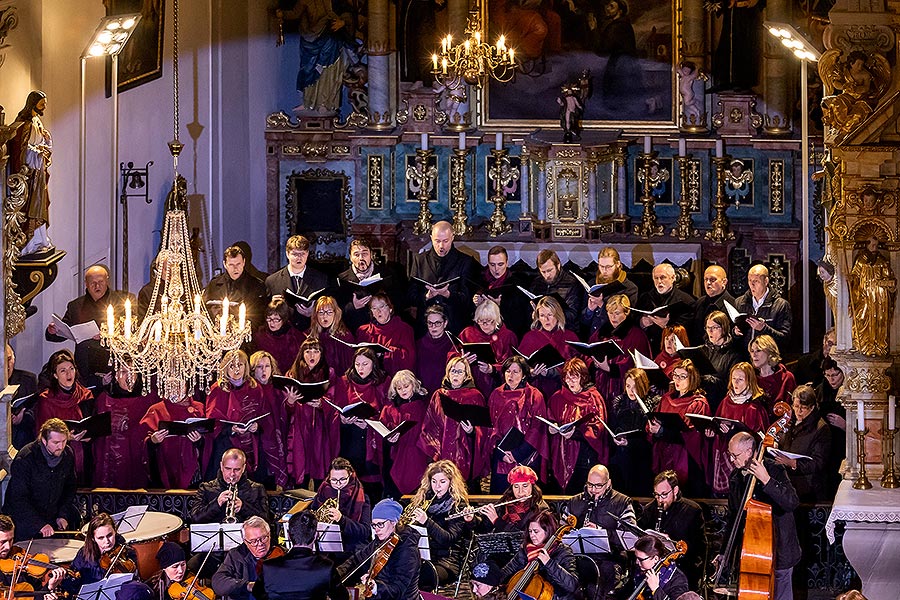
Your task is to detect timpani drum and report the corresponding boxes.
[27,538,84,565]
[124,512,184,580]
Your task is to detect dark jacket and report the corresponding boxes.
[530,269,584,332]
[780,410,832,502]
[212,543,261,600]
[727,457,801,570]
[480,499,551,534]
[339,527,421,600]
[419,497,471,579]
[189,472,271,523]
[702,340,743,412]
[407,246,477,335]
[265,266,331,331]
[204,271,268,328]
[253,546,349,600]
[632,563,690,600]
[692,290,736,343]
[636,287,695,352]
[500,543,579,600]
[734,290,793,351]
[637,497,706,588]
[581,276,639,338]
[3,439,80,540]
[565,488,636,554]
[337,262,409,332]
[9,368,38,451]
[477,269,533,338]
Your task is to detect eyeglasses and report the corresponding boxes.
[726,449,748,461]
[449,368,466,375]
[671,372,689,381]
[370,304,389,311]
[635,555,654,564]
[586,480,608,490]
[371,521,389,530]
[317,309,335,316]
[476,319,496,326]
[329,476,349,485]
[426,320,445,327]
[705,324,722,331]
[245,535,269,547]
[652,489,672,499]
[265,316,283,323]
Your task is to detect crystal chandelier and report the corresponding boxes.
[101,0,250,400]
[431,1,517,89]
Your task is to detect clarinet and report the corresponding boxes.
[583,494,598,528]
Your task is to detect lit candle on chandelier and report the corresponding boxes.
[194,295,201,315]
[508,48,514,64]
[497,35,506,51]
[221,297,229,335]
[153,321,162,342]
[442,58,448,75]
[107,305,114,334]
[124,299,132,339]
[238,303,246,331]
[432,54,438,72]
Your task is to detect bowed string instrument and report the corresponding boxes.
[709,400,793,600]
[626,539,688,600]
[504,514,577,600]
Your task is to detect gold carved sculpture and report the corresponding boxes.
[819,49,890,136]
[849,236,896,356]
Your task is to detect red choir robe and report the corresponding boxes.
[653,350,682,378]
[375,392,431,494]
[517,328,580,401]
[256,381,289,488]
[139,398,210,489]
[488,383,548,479]
[757,363,796,416]
[356,317,416,377]
[92,386,156,489]
[205,381,266,473]
[547,385,608,489]
[332,373,388,483]
[35,384,93,482]
[711,392,769,494]
[416,334,455,394]
[285,366,337,484]
[650,390,710,485]
[310,328,356,378]
[459,325,519,399]
[419,385,488,481]
[590,318,652,402]
[252,324,305,374]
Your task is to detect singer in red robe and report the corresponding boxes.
[249,351,289,489]
[139,386,211,489]
[375,370,432,496]
[518,297,579,401]
[590,295,651,403]
[416,305,456,394]
[356,292,415,377]
[459,299,518,399]
[307,296,356,376]
[251,299,305,373]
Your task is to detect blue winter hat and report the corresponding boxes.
[372,498,403,522]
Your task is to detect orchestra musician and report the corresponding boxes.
[565,465,636,600]
[479,465,549,533]
[498,510,579,600]
[469,560,504,600]
[71,513,138,585]
[252,512,348,600]
[630,534,690,600]
[189,448,271,524]
[0,514,65,593]
[3,418,80,540]
[307,457,373,556]
[338,499,421,600]
[407,460,474,585]
[146,541,190,598]
[212,516,281,600]
[719,431,801,600]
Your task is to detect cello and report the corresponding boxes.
[710,401,793,599]
[504,515,577,600]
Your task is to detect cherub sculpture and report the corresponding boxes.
[820,49,891,135]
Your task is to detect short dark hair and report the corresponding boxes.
[488,246,508,259]
[266,298,293,322]
[330,457,354,474]
[822,357,841,373]
[0,515,14,533]
[350,237,376,253]
[501,355,531,379]
[223,245,246,261]
[288,511,318,546]
[653,469,679,491]
[634,534,666,558]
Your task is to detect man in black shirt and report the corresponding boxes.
[337,237,408,332]
[265,235,331,331]
[531,249,583,331]
[189,448,271,524]
[204,245,268,329]
[636,263,695,352]
[692,265,736,343]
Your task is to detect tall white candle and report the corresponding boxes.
[221,297,229,335]
[459,131,466,150]
[643,136,652,154]
[715,139,724,158]
[238,303,246,330]
[495,132,503,150]
[107,305,114,334]
[858,400,865,432]
[124,299,132,339]
[890,395,896,430]
[194,295,201,314]
[678,138,686,156]
[421,133,428,151]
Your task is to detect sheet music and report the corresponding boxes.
[189,523,244,552]
[316,522,344,553]
[411,525,430,561]
[111,505,148,535]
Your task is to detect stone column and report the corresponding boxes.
[762,0,791,134]
[520,147,532,217]
[367,0,394,129]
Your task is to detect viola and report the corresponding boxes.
[167,575,214,600]
[359,533,400,599]
[98,546,137,576]
[626,540,688,600]
[0,548,79,580]
[504,515,577,600]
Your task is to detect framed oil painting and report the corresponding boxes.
[482,0,677,125]
[106,0,165,94]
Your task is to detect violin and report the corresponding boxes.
[358,534,400,599]
[504,515,577,600]
[0,582,71,598]
[167,576,214,600]
[255,546,286,576]
[0,548,79,580]
[626,540,688,600]
[98,546,136,576]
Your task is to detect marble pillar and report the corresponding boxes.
[763,0,790,134]
[367,0,394,129]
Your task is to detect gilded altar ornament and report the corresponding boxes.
[487,148,518,236]
[849,237,896,356]
[819,49,891,136]
[723,159,752,208]
[706,155,735,243]
[408,149,437,236]
[634,155,666,238]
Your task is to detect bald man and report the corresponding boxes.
[45,264,134,388]
[722,432,800,600]
[565,465,636,600]
[733,264,793,350]
[189,448,271,524]
[692,265,736,342]
[406,220,477,334]
[636,263,695,352]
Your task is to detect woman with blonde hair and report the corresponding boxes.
[590,294,651,402]
[205,349,264,477]
[248,350,289,489]
[750,334,796,416]
[458,298,519,398]
[379,370,432,496]
[517,296,579,400]
[407,460,473,585]
[419,355,488,489]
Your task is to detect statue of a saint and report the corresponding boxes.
[849,236,896,356]
[6,90,53,256]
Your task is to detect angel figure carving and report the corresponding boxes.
[819,49,890,135]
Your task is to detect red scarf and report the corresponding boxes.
[525,543,544,562]
[504,498,531,524]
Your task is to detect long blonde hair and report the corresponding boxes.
[411,460,468,507]
[217,349,257,391]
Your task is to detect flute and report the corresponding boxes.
[446,495,530,520]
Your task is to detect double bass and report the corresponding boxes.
[710,401,793,599]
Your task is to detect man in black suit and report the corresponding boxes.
[337,237,408,332]
[530,249,584,331]
[733,264,793,351]
[407,221,477,335]
[636,263,695,352]
[472,245,531,338]
[253,511,348,600]
[204,245,268,329]
[637,470,706,590]
[265,235,330,331]
[692,265,736,344]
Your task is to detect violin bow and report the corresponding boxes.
[183,547,215,600]
[8,540,36,600]
[339,537,394,585]
[102,544,128,580]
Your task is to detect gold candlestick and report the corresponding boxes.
[450,148,472,237]
[486,148,517,237]
[670,153,698,240]
[706,155,735,244]
[854,427,873,490]
[633,151,665,238]
[407,148,437,236]
[882,426,898,488]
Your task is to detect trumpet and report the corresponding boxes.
[446,495,530,520]
[223,482,238,524]
[398,495,433,528]
[314,489,340,524]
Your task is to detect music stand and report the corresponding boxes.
[606,511,675,552]
[112,505,148,535]
[189,523,244,553]
[562,528,610,554]
[411,525,431,561]
[315,523,343,553]
[76,573,134,600]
